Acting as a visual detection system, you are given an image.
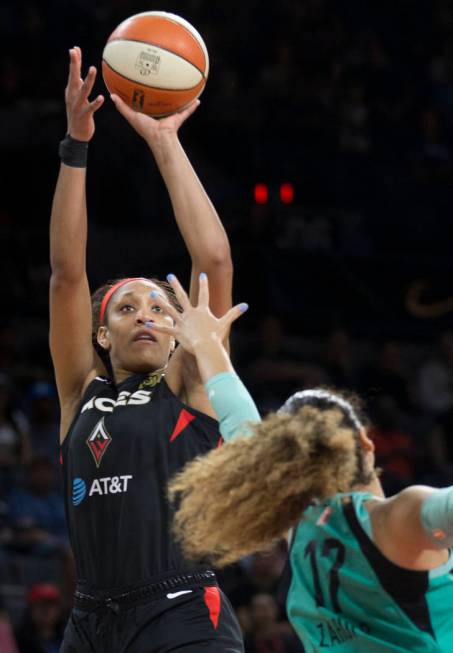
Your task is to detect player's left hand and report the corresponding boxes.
[110,94,200,143]
[147,273,247,355]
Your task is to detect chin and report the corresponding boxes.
[130,354,168,374]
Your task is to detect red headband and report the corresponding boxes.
[99,277,150,325]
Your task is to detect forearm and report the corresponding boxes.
[192,336,234,382]
[192,337,260,441]
[50,164,87,280]
[148,132,231,266]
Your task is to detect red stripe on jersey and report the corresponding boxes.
[169,409,196,442]
[204,586,220,629]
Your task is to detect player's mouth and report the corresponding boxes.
[132,329,157,344]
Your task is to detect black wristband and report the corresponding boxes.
[58,134,89,168]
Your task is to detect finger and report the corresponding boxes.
[67,47,81,87]
[88,94,105,113]
[78,66,97,103]
[110,93,141,122]
[166,274,191,311]
[219,303,249,329]
[146,322,176,337]
[149,290,181,322]
[197,272,209,307]
[177,99,200,121]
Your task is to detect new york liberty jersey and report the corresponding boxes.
[287,492,453,652]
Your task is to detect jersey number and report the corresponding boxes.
[304,538,346,613]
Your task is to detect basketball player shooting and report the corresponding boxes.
[51,47,244,653]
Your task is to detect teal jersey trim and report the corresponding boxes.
[287,492,453,652]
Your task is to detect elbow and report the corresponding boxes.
[196,243,233,272]
[50,268,85,289]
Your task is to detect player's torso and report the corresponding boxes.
[287,493,453,653]
[61,372,220,590]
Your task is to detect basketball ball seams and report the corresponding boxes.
[102,11,208,116]
[104,38,207,79]
[118,10,209,75]
[107,16,207,75]
[102,60,204,92]
[149,16,209,75]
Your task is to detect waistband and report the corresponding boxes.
[74,569,217,612]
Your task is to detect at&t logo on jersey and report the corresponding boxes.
[72,475,133,505]
[72,478,86,505]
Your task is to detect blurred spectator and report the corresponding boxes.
[7,457,68,556]
[14,583,64,653]
[0,606,19,653]
[369,395,419,494]
[244,593,303,653]
[423,409,453,485]
[361,340,411,410]
[417,331,453,415]
[323,328,357,388]
[244,316,326,412]
[26,382,59,462]
[0,374,31,497]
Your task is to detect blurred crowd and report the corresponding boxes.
[3,0,453,651]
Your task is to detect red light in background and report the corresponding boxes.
[280,182,294,204]
[254,183,269,204]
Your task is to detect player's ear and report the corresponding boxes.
[97,326,111,351]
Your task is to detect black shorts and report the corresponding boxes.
[61,585,244,653]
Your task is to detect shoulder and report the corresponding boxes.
[59,375,114,444]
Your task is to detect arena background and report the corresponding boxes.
[2,1,453,650]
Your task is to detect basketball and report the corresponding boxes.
[102,11,209,117]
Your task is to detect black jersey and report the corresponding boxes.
[61,372,221,591]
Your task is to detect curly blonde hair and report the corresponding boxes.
[169,391,372,567]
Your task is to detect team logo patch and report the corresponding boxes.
[139,370,164,390]
[86,418,112,467]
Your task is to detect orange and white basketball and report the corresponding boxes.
[102,11,209,117]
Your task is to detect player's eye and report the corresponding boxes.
[120,304,135,312]
[151,305,163,313]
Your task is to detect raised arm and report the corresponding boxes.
[110,95,233,411]
[49,47,104,436]
[368,485,453,570]
[110,95,233,318]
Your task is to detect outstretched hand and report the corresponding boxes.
[65,47,104,141]
[147,273,248,356]
[110,94,200,145]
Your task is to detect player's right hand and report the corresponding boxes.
[65,47,104,141]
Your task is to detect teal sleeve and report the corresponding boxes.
[420,487,453,548]
[204,371,261,442]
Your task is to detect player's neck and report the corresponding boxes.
[113,364,167,385]
[355,472,385,498]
